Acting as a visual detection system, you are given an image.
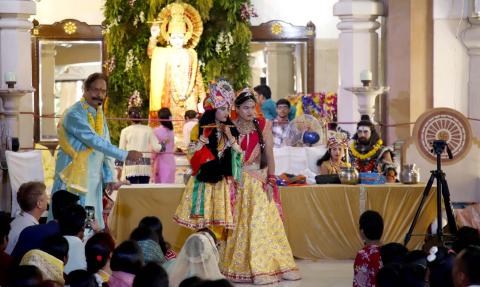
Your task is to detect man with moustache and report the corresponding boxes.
[51,73,142,229]
[350,115,397,177]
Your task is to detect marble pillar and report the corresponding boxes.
[334,0,384,134]
[463,13,480,136]
[40,44,56,140]
[265,43,295,101]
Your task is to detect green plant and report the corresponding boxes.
[103,0,252,144]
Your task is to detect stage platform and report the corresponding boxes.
[109,183,436,259]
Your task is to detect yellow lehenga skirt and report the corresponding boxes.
[219,169,300,284]
[174,176,235,231]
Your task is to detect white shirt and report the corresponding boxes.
[183,120,198,148]
[6,211,38,254]
[63,235,87,274]
[119,124,163,157]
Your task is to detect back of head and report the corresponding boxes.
[85,232,115,273]
[128,107,142,124]
[452,226,480,253]
[179,276,203,287]
[51,190,80,220]
[130,226,159,242]
[158,108,173,130]
[132,261,169,287]
[427,246,455,287]
[196,279,233,287]
[0,211,11,248]
[59,204,86,236]
[380,242,408,265]
[10,265,43,287]
[185,110,198,120]
[138,216,167,254]
[110,240,144,275]
[17,181,46,212]
[376,263,402,287]
[41,235,69,262]
[39,280,64,287]
[456,245,480,285]
[359,210,384,241]
[402,250,428,287]
[67,270,97,287]
[253,84,271,99]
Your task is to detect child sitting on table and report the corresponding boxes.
[317,132,351,175]
[353,210,384,287]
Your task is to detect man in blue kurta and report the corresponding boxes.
[51,73,143,229]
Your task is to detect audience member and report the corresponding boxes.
[152,108,176,183]
[272,99,291,147]
[402,250,428,287]
[20,239,67,284]
[427,245,455,287]
[41,235,69,265]
[118,105,164,184]
[6,181,48,254]
[39,280,64,287]
[138,216,176,261]
[168,230,224,287]
[130,226,165,264]
[254,85,276,120]
[85,232,115,286]
[9,265,43,287]
[375,263,402,287]
[179,276,203,287]
[67,269,98,287]
[379,242,408,265]
[60,204,87,274]
[11,189,79,261]
[452,245,480,287]
[353,210,384,287]
[109,240,144,287]
[132,261,169,287]
[0,211,12,286]
[451,226,480,254]
[183,110,198,148]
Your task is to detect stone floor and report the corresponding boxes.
[236,259,354,287]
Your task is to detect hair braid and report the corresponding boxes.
[253,118,267,169]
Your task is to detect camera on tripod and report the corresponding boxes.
[432,140,447,155]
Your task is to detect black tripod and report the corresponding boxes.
[404,140,457,246]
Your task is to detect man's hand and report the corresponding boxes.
[126,150,143,161]
[106,180,131,195]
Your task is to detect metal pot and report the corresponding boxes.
[400,163,420,184]
[339,167,359,185]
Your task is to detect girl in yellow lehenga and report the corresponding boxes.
[173,80,241,237]
[219,90,301,284]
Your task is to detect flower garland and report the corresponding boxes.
[81,98,104,136]
[350,139,383,160]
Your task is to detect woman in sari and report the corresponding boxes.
[173,79,241,239]
[219,89,300,284]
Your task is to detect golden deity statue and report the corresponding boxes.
[148,2,206,141]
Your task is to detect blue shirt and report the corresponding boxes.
[261,99,277,120]
[11,220,60,262]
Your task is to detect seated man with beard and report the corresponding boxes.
[349,115,397,180]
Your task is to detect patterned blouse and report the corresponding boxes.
[353,244,382,287]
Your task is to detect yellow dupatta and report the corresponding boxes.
[20,249,65,284]
[58,98,104,194]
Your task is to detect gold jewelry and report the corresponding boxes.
[350,139,383,160]
[235,119,255,135]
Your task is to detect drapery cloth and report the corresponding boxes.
[109,184,436,259]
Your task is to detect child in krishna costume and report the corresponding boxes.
[147,2,206,143]
[173,79,241,240]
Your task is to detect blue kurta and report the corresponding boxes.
[51,101,128,229]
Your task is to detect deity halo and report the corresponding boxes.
[155,2,203,49]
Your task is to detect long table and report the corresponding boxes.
[109,184,436,259]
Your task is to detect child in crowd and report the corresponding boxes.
[85,232,116,286]
[118,97,164,184]
[132,261,169,287]
[60,204,87,274]
[109,240,144,287]
[0,212,12,287]
[426,245,455,287]
[152,108,176,183]
[138,216,176,263]
[353,210,384,287]
[130,226,165,264]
